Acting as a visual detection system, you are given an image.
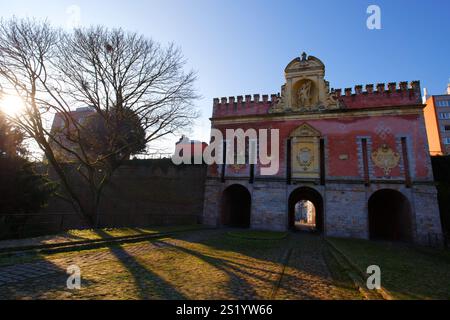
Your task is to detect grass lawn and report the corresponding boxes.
[65,224,204,240]
[0,224,204,248]
[227,230,288,240]
[328,237,450,300]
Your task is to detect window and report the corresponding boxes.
[439,113,450,120]
[444,138,450,145]
[437,100,450,107]
[445,125,450,132]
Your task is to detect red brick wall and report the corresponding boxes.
[210,113,430,180]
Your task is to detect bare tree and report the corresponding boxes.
[0,18,199,226]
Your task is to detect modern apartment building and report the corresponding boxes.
[423,84,450,155]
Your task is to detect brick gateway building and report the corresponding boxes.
[203,53,443,245]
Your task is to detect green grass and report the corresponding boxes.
[328,237,450,300]
[65,224,204,240]
[226,230,288,240]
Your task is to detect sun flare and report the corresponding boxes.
[0,94,26,117]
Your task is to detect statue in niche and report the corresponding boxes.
[297,81,312,108]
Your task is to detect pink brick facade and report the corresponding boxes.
[203,54,443,245]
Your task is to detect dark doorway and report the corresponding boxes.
[288,187,324,232]
[221,184,251,228]
[368,189,412,242]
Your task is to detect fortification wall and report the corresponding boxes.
[0,159,207,239]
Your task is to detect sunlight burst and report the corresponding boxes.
[0,94,26,117]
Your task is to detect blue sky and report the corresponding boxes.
[1,0,450,150]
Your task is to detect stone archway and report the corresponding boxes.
[220,184,251,228]
[368,189,413,242]
[288,187,324,232]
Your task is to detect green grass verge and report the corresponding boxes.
[65,224,204,240]
[227,230,288,240]
[328,237,450,300]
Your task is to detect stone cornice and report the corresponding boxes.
[210,105,424,126]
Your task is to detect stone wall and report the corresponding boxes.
[0,159,207,239]
[203,178,443,246]
[252,181,286,231]
[412,184,443,245]
[324,183,368,239]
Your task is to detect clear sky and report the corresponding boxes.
[1,0,450,151]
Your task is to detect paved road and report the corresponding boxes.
[0,230,363,300]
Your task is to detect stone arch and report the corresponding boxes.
[220,184,251,228]
[288,186,324,232]
[368,189,413,242]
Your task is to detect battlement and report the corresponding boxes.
[211,81,423,119]
[212,94,278,118]
[213,93,279,105]
[335,81,422,109]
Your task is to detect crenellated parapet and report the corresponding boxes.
[212,94,279,118]
[333,81,422,109]
[211,53,424,119]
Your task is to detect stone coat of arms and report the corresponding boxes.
[371,144,400,176]
[297,147,314,171]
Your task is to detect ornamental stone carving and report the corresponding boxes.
[269,52,340,113]
[371,144,400,176]
[297,147,314,171]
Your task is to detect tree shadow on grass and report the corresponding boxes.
[160,230,356,300]
[93,229,186,300]
[153,239,264,299]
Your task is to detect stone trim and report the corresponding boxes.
[211,106,424,125]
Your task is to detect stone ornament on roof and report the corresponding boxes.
[270,52,341,113]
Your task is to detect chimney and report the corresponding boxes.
[422,88,428,104]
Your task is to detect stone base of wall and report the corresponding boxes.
[203,178,443,246]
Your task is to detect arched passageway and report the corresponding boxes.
[288,187,323,232]
[368,189,413,242]
[220,184,251,228]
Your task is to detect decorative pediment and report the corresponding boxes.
[285,53,325,75]
[270,52,341,114]
[290,123,322,137]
